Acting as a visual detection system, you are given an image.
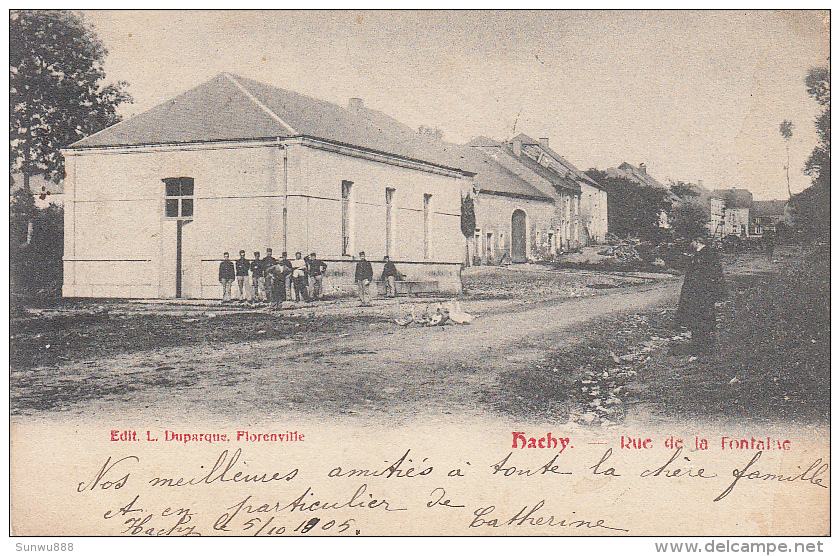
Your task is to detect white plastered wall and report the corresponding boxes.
[63,140,466,298]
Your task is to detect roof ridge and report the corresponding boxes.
[223,72,296,134]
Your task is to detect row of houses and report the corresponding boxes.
[34,72,795,299]
[59,73,609,299]
[464,134,607,265]
[608,162,790,239]
[708,189,790,238]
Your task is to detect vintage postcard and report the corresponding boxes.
[9,10,830,541]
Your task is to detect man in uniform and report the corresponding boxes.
[381,255,403,298]
[261,248,278,304]
[250,251,263,303]
[355,251,374,306]
[234,250,250,301]
[218,252,235,303]
[308,252,327,301]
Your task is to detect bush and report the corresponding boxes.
[10,202,64,301]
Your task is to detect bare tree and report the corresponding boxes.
[779,119,794,200]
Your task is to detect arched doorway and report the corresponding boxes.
[511,209,527,263]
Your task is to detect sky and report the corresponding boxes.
[82,10,829,201]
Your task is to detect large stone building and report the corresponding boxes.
[513,134,607,245]
[61,73,472,298]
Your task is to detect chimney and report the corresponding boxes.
[512,138,522,157]
[539,137,549,149]
[348,97,363,114]
[639,163,647,174]
[697,179,703,188]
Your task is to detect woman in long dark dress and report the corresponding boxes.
[674,236,728,356]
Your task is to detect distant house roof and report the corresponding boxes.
[453,146,553,202]
[471,135,579,195]
[752,199,788,217]
[68,73,469,174]
[671,182,713,217]
[712,188,753,208]
[680,182,711,197]
[466,136,502,148]
[611,162,667,190]
[608,162,679,203]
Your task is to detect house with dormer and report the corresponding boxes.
[461,134,606,264]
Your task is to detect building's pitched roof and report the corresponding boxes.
[608,162,680,203]
[474,135,580,195]
[69,73,467,173]
[751,199,788,217]
[511,133,602,189]
[453,146,553,202]
[503,145,582,194]
[712,188,753,208]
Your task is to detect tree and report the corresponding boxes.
[669,202,709,241]
[803,65,830,191]
[10,10,132,192]
[460,192,477,265]
[669,180,699,200]
[791,184,830,241]
[779,119,794,199]
[791,64,830,241]
[586,169,668,242]
[10,202,65,298]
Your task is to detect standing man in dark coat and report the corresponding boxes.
[234,250,250,302]
[675,235,727,356]
[280,251,293,300]
[250,251,264,303]
[218,252,235,303]
[762,228,776,262]
[261,248,278,304]
[307,252,327,301]
[265,260,287,309]
[381,255,403,298]
[354,251,374,306]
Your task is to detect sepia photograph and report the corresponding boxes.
[9,9,830,540]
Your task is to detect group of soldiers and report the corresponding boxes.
[217,248,327,307]
[218,249,404,308]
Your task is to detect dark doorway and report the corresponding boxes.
[511,209,527,263]
[175,220,183,298]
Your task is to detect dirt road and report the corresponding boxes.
[13,278,682,423]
